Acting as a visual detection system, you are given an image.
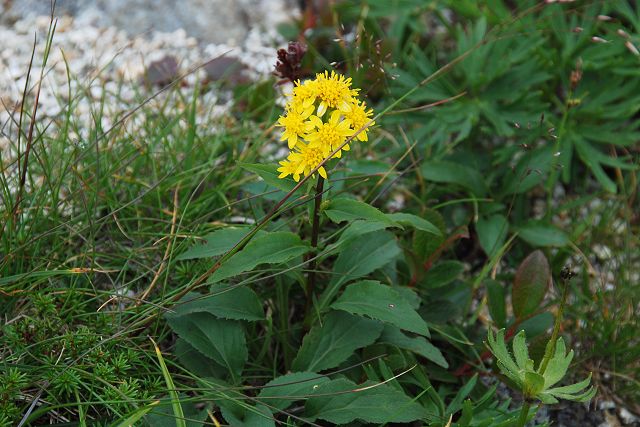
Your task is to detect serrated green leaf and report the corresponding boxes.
[324,198,396,225]
[292,311,383,372]
[210,232,309,283]
[512,331,530,370]
[173,338,226,378]
[177,228,261,260]
[487,329,520,382]
[332,280,430,337]
[166,313,247,382]
[543,338,573,388]
[379,326,447,368]
[546,374,593,395]
[305,378,427,424]
[319,231,401,310]
[512,250,551,319]
[257,372,329,412]
[386,212,441,235]
[169,285,264,321]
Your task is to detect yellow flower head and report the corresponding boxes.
[341,99,375,142]
[277,103,315,149]
[275,69,373,181]
[306,110,353,158]
[278,143,329,181]
[314,70,358,117]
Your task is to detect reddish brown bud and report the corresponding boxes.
[275,41,308,83]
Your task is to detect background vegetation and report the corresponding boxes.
[1,0,638,426]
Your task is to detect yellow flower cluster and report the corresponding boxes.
[276,71,375,181]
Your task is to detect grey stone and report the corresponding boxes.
[1,0,297,44]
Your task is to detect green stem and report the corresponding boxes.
[516,401,531,427]
[539,272,571,375]
[305,176,325,320]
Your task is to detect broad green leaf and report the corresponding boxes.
[420,160,488,196]
[379,326,447,367]
[324,198,395,226]
[485,279,507,328]
[476,214,508,258]
[305,378,427,424]
[173,338,226,378]
[240,162,296,192]
[394,286,421,309]
[166,313,247,382]
[177,228,260,260]
[421,261,465,288]
[413,209,446,261]
[210,232,309,283]
[169,285,264,321]
[257,372,329,411]
[319,231,401,310]
[386,212,441,235]
[220,402,275,427]
[512,250,551,319]
[292,311,383,372]
[517,222,568,247]
[331,220,389,251]
[331,280,430,337]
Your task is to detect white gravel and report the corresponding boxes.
[1,2,297,153]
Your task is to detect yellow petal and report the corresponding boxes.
[317,102,327,117]
[288,136,297,149]
[319,166,327,179]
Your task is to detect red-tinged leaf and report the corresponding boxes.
[512,250,551,319]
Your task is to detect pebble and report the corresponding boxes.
[1,1,297,141]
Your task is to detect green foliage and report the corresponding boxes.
[291,311,383,372]
[487,329,596,404]
[331,280,430,336]
[4,1,640,425]
[512,250,552,319]
[209,231,310,282]
[304,377,428,424]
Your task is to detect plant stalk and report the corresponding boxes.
[516,401,531,427]
[305,176,325,318]
[539,271,571,375]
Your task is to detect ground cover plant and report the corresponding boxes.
[1,0,639,426]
